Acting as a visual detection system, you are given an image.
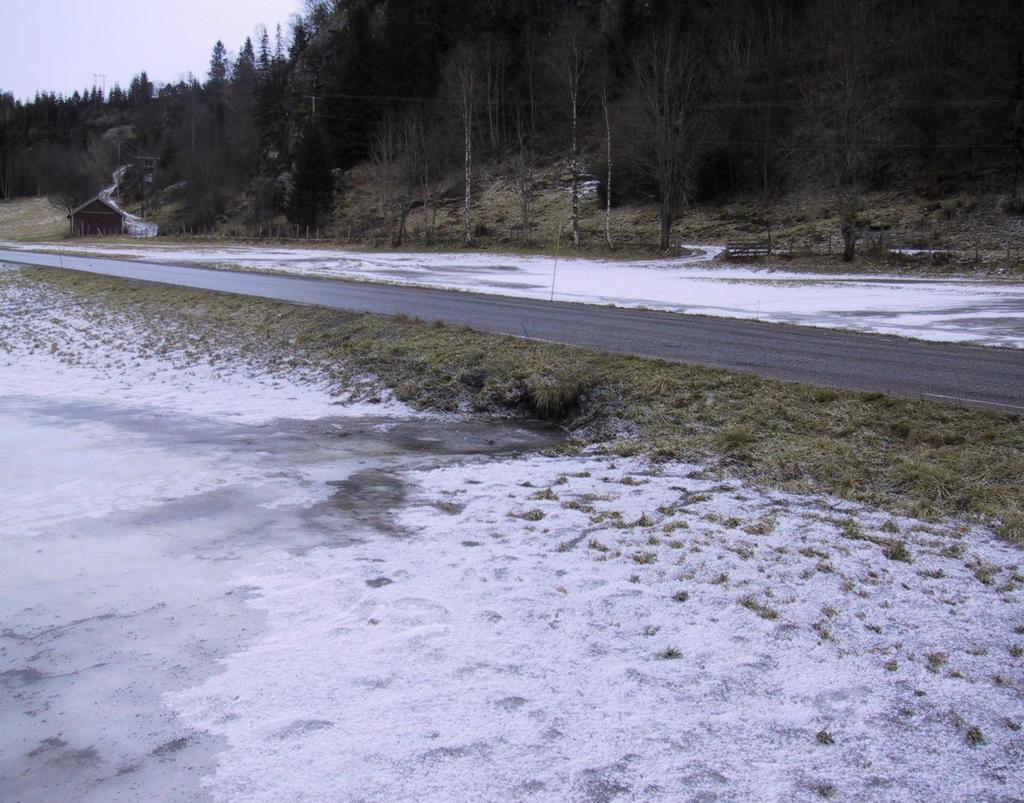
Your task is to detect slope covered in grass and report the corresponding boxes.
[0,198,67,242]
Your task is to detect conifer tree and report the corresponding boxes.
[286,122,333,228]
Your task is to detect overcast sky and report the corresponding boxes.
[1,0,301,101]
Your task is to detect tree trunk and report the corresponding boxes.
[463,117,472,246]
[840,192,858,262]
[421,155,431,244]
[394,198,409,247]
[603,86,613,250]
[659,197,673,253]
[570,100,580,250]
[422,190,431,244]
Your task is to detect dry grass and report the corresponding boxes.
[19,266,1024,542]
[0,197,68,242]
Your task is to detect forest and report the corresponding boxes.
[1,0,1022,258]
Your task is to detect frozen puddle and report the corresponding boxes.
[0,394,557,802]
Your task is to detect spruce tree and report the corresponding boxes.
[287,122,334,228]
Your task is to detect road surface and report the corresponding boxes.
[3,248,1022,413]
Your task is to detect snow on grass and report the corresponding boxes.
[5,240,1024,348]
[0,267,416,424]
[169,454,1024,801]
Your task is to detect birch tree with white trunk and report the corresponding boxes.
[443,44,481,247]
[600,70,613,249]
[546,13,596,250]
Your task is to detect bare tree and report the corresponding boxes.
[1008,49,1024,211]
[600,63,614,250]
[625,28,711,253]
[480,34,509,152]
[756,0,791,202]
[413,110,444,245]
[800,0,889,262]
[369,110,425,247]
[443,44,481,247]
[512,104,536,245]
[369,113,402,233]
[43,141,110,215]
[544,13,597,250]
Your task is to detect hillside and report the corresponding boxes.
[3,0,1023,264]
[0,197,67,241]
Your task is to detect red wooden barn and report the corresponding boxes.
[68,196,125,237]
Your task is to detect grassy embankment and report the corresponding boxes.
[24,266,1024,542]
[0,197,67,242]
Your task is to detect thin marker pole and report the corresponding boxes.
[551,223,562,302]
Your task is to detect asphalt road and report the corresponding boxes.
[3,248,1023,413]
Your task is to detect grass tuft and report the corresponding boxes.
[715,425,757,454]
[739,595,779,621]
[883,540,912,563]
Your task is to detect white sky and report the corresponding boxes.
[1,0,301,101]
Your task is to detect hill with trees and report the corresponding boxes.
[2,0,1023,260]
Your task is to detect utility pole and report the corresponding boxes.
[136,155,157,218]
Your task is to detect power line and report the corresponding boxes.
[284,88,1022,111]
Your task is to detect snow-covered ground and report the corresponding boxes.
[5,240,1024,347]
[172,454,1024,802]
[0,271,409,426]
[2,267,1022,801]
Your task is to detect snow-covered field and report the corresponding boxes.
[172,455,1024,802]
[5,240,1024,347]
[2,267,1022,801]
